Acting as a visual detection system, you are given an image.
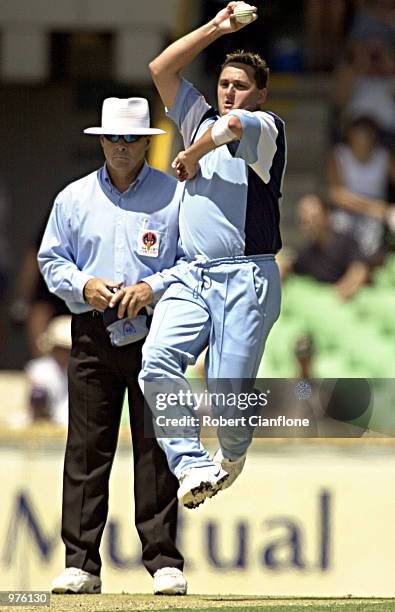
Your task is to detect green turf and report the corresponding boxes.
[142,605,395,612]
[24,594,395,612]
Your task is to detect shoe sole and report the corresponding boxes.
[51,586,101,594]
[154,589,187,595]
[181,474,229,509]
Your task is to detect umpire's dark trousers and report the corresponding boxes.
[62,311,183,577]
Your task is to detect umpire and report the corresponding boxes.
[38,97,186,595]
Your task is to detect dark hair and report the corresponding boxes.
[347,115,379,134]
[318,198,334,213]
[221,50,269,89]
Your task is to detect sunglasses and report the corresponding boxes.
[103,135,142,144]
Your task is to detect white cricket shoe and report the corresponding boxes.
[153,567,187,595]
[178,465,229,509]
[51,567,101,594]
[213,448,246,489]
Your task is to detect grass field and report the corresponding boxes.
[2,595,395,612]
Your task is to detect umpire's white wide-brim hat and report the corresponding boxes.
[84,97,165,135]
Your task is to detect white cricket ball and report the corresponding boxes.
[233,2,255,24]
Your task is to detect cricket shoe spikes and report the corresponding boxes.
[178,465,229,509]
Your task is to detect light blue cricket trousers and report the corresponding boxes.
[139,255,281,478]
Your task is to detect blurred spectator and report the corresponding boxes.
[348,0,395,51]
[290,338,376,437]
[334,39,395,145]
[318,378,378,437]
[294,333,315,379]
[328,116,395,263]
[25,315,71,425]
[9,217,69,357]
[279,194,369,300]
[304,0,352,70]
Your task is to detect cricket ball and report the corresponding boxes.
[233,2,255,24]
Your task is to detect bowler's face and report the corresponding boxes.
[100,136,151,176]
[217,63,267,116]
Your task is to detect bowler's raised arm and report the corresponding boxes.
[149,2,257,110]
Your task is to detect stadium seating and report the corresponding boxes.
[260,255,395,379]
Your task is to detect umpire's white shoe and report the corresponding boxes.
[213,448,246,489]
[51,567,101,594]
[153,567,187,595]
[178,465,229,509]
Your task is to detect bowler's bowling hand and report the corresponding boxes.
[83,278,123,311]
[172,150,199,181]
[213,2,258,34]
[109,281,154,319]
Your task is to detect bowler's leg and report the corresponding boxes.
[139,284,213,478]
[208,260,281,460]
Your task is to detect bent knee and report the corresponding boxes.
[141,343,193,378]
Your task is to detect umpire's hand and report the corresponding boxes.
[83,278,123,311]
[109,282,154,319]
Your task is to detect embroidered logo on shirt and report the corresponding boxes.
[137,229,161,257]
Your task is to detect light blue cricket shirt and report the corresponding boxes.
[167,79,286,259]
[38,162,183,314]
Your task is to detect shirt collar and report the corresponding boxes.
[103,161,150,194]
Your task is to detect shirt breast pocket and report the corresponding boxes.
[136,221,168,259]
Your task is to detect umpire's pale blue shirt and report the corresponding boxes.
[38,162,183,314]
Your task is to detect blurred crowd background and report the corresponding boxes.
[0,0,394,429]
